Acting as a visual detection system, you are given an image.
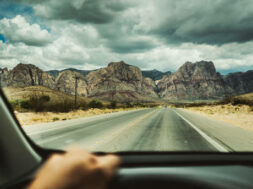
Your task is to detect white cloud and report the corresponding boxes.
[0,21,101,70]
[0,15,52,46]
[0,2,252,73]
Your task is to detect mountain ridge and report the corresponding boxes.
[1,61,252,101]
[46,67,170,81]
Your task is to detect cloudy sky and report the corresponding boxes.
[0,0,253,73]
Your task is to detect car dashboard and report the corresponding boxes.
[5,152,253,189]
[107,153,253,189]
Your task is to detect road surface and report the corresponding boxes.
[23,108,253,152]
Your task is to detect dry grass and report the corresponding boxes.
[2,86,89,102]
[2,86,152,125]
[186,104,253,131]
[238,92,253,100]
[15,108,141,126]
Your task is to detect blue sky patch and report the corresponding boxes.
[0,34,6,43]
[0,0,33,19]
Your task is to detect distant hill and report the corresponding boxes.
[1,61,253,101]
[224,71,253,94]
[141,70,171,81]
[48,68,170,81]
[157,61,252,100]
[2,86,89,102]
[46,70,60,79]
[237,92,253,101]
[46,68,92,79]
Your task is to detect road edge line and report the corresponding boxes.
[173,109,228,152]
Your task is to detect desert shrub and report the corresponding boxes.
[9,100,24,111]
[47,99,89,112]
[133,102,146,107]
[88,100,104,109]
[125,102,133,108]
[213,95,253,107]
[46,99,74,112]
[78,100,88,110]
[172,102,211,108]
[231,98,253,106]
[52,117,59,121]
[232,98,241,106]
[109,100,117,109]
[27,93,48,112]
[218,96,234,105]
[9,92,94,112]
[40,95,50,102]
[20,100,30,109]
[23,92,75,112]
[8,99,32,112]
[9,100,20,109]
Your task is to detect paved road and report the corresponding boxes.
[23,108,253,152]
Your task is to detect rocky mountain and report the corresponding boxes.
[224,70,253,95]
[46,70,60,79]
[157,61,232,100]
[0,67,9,87]
[48,68,169,81]
[55,70,88,96]
[1,63,55,89]
[46,68,91,79]
[0,61,158,101]
[142,70,171,81]
[85,61,158,101]
[1,61,253,101]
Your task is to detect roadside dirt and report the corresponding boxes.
[186,104,253,132]
[15,108,141,125]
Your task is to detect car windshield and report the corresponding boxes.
[0,0,253,152]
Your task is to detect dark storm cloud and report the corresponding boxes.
[94,19,158,54]
[13,0,253,47]
[107,39,157,53]
[16,0,132,24]
[150,0,253,45]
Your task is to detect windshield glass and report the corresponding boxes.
[0,0,253,152]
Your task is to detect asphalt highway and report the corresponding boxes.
[23,108,253,152]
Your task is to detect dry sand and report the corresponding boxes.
[186,104,253,132]
[16,108,140,126]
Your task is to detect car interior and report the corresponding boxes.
[1,89,253,189]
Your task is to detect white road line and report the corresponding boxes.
[173,110,228,152]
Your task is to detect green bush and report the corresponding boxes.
[40,95,50,102]
[28,94,45,112]
[218,95,234,105]
[52,117,59,121]
[125,102,133,108]
[9,92,109,113]
[20,100,29,109]
[9,100,23,111]
[109,100,117,109]
[231,98,253,106]
[88,100,104,109]
[78,100,88,110]
[9,100,19,109]
[46,99,75,112]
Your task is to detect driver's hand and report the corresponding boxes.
[28,149,120,189]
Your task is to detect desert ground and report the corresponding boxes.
[186,93,253,132]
